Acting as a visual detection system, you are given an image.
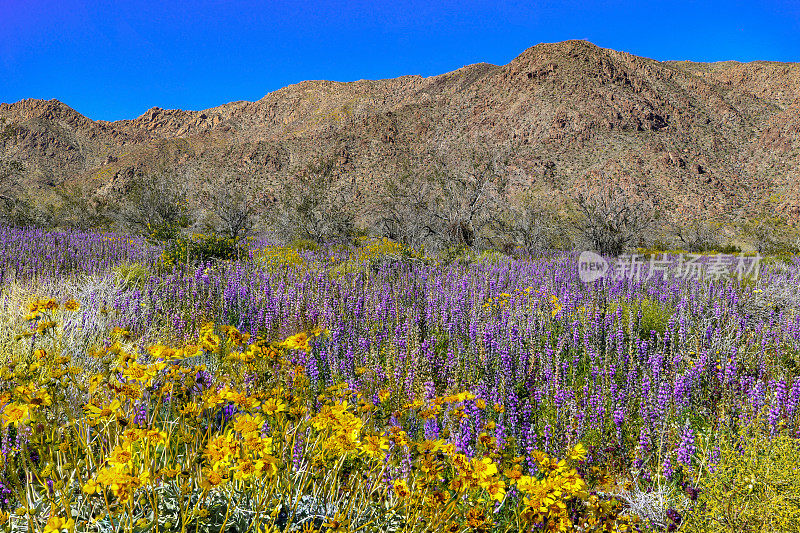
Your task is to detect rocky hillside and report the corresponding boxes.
[1,40,799,227]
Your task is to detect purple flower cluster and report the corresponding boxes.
[676,424,696,466]
[5,229,800,484]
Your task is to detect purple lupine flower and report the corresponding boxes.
[787,378,800,422]
[134,402,148,427]
[769,379,788,433]
[656,379,671,422]
[662,456,674,480]
[676,424,696,466]
[0,480,12,509]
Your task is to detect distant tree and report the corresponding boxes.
[0,159,35,227]
[199,172,259,240]
[745,215,796,255]
[671,219,722,252]
[373,161,438,250]
[272,155,357,245]
[570,186,655,256]
[503,190,572,254]
[0,194,37,227]
[115,169,192,240]
[426,140,511,250]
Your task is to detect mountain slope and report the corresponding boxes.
[1,40,799,226]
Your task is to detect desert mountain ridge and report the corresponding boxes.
[1,39,800,229]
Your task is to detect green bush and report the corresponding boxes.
[476,249,511,265]
[289,238,320,252]
[438,245,474,265]
[112,262,152,290]
[608,297,674,340]
[716,243,742,254]
[161,233,245,269]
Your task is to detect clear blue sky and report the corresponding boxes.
[2,0,798,121]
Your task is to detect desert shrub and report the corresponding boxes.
[255,244,306,270]
[355,237,425,266]
[638,298,674,339]
[437,245,474,265]
[289,238,320,252]
[685,425,800,533]
[672,220,724,253]
[160,233,245,269]
[116,170,193,239]
[615,484,691,531]
[112,262,152,291]
[328,238,425,278]
[716,243,742,254]
[608,297,674,340]
[356,236,402,261]
[476,249,511,266]
[570,186,655,256]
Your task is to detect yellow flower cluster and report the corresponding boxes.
[23,297,80,321]
[356,237,406,263]
[515,446,587,531]
[255,244,305,269]
[0,299,635,533]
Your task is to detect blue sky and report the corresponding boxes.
[1,1,798,121]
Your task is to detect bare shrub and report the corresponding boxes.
[502,190,572,253]
[570,186,655,256]
[672,219,723,252]
[198,171,261,240]
[373,164,438,251]
[614,484,689,530]
[115,168,192,238]
[271,155,357,245]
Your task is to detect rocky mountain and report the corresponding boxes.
[1,40,799,229]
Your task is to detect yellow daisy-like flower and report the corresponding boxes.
[234,460,257,481]
[233,413,263,436]
[361,435,389,458]
[393,479,411,498]
[568,442,588,462]
[42,516,74,533]
[83,399,122,424]
[201,331,221,353]
[281,332,310,352]
[486,479,507,502]
[256,455,279,477]
[42,298,59,311]
[82,479,99,495]
[262,397,287,416]
[63,299,80,311]
[472,456,498,481]
[107,444,133,466]
[36,320,57,334]
[201,467,227,488]
[1,403,30,427]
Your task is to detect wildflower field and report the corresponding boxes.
[1,227,800,532]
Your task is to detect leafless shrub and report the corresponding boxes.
[744,216,798,255]
[198,171,261,240]
[114,168,192,237]
[570,186,655,256]
[373,163,438,250]
[502,190,572,254]
[672,219,723,252]
[0,193,38,227]
[614,484,689,530]
[424,140,512,250]
[270,155,357,245]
